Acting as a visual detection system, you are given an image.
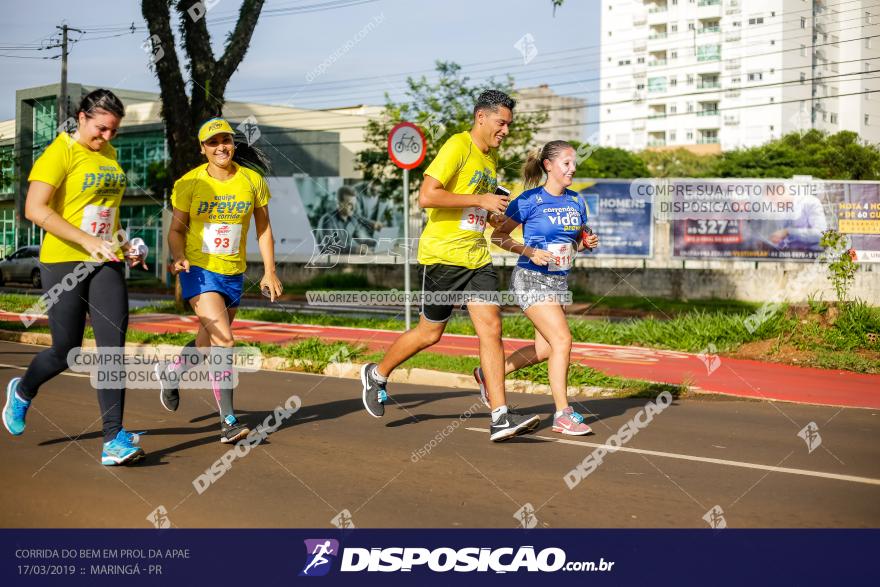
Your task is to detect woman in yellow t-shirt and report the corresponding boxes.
[156,118,282,444]
[2,89,148,466]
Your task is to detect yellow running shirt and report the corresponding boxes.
[171,163,270,275]
[28,133,127,263]
[418,131,498,269]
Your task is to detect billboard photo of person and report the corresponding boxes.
[316,186,377,254]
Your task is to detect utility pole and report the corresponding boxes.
[47,24,83,127]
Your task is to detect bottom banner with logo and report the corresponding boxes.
[0,529,873,585]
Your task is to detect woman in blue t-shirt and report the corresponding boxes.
[481,140,600,435]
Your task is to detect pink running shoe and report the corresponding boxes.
[552,407,592,436]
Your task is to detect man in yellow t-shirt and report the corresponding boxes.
[360,90,541,442]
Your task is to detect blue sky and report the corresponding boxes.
[0,0,600,134]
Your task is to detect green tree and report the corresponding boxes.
[356,61,547,201]
[0,145,15,193]
[713,130,880,179]
[141,0,265,181]
[639,147,718,178]
[571,141,649,178]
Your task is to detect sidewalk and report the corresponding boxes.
[2,310,879,409]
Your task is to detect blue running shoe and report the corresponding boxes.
[101,429,146,466]
[3,377,30,436]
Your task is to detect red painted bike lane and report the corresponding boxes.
[3,310,879,409]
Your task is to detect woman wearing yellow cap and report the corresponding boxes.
[156,117,282,444]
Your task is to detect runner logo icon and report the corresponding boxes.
[300,539,339,577]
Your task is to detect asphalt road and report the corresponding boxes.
[0,340,877,529]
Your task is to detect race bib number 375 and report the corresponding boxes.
[459,207,488,233]
[202,223,242,255]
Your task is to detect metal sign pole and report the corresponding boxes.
[403,167,411,330]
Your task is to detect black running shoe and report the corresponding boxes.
[361,363,387,418]
[220,415,250,444]
[489,409,541,442]
[154,362,180,412]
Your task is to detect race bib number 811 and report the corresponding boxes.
[547,242,574,272]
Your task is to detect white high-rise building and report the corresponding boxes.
[599,0,880,153]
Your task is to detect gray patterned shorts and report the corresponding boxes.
[510,266,570,311]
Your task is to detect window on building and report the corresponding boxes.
[670,78,678,87]
[669,131,677,141]
[830,113,838,123]
[670,104,678,113]
[687,131,694,140]
[866,115,870,126]
[671,24,679,32]
[696,44,721,61]
[747,72,763,81]
[801,16,806,28]
[638,56,645,63]
[748,17,764,25]
[800,72,806,83]
[800,44,806,57]
[866,37,873,49]
[687,102,694,113]
[866,12,872,25]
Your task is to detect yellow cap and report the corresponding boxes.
[198,118,234,142]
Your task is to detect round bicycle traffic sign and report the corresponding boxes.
[387,122,426,170]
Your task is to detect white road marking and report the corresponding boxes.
[0,363,90,378]
[465,427,880,486]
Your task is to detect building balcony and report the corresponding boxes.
[698,0,721,5]
[649,59,668,67]
[647,140,667,147]
[698,26,721,34]
[697,136,720,144]
[648,5,668,14]
[697,110,720,116]
[697,81,721,89]
[648,111,667,118]
[649,32,668,40]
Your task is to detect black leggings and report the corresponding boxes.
[18,262,129,442]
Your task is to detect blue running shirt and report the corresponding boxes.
[504,187,588,275]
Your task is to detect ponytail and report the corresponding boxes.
[521,140,575,189]
[522,148,544,189]
[232,141,272,176]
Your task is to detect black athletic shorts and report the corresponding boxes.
[420,263,500,323]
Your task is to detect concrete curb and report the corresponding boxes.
[0,329,634,399]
